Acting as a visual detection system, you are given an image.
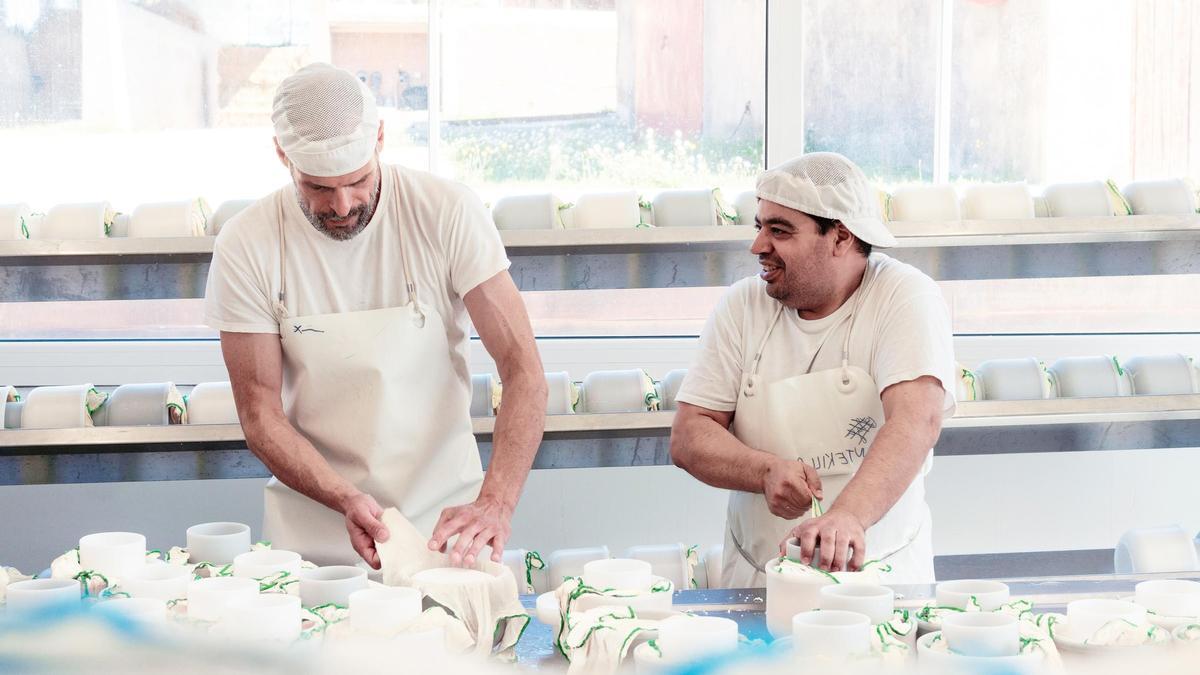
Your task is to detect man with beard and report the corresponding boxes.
[204,63,548,568]
[670,153,955,586]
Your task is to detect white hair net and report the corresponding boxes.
[272,63,379,177]
[757,152,897,248]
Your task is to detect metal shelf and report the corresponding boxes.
[4,395,1199,484]
[471,410,669,440]
[1,215,1196,261]
[937,394,1200,457]
[0,423,247,452]
[496,217,1200,287]
[887,214,1200,243]
[0,236,216,265]
[504,214,1200,251]
[945,394,1200,427]
[5,396,1198,449]
[0,411,669,452]
[3,216,1199,300]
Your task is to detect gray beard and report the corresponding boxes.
[297,176,381,241]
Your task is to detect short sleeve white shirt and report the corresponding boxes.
[204,163,511,386]
[677,253,956,416]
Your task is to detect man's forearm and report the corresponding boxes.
[672,414,777,494]
[828,419,936,528]
[242,410,360,514]
[478,368,546,511]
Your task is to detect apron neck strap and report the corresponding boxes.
[273,170,425,325]
[274,195,289,322]
[396,219,421,314]
[747,259,875,379]
[747,304,786,377]
[838,260,874,378]
[390,177,425,323]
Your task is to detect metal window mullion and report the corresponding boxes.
[428,0,443,175]
[933,0,954,184]
[765,0,805,168]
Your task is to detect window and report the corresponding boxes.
[0,0,762,207]
[800,0,939,183]
[0,0,765,340]
[948,0,1138,184]
[0,0,431,208]
[794,0,1199,186]
[435,0,764,202]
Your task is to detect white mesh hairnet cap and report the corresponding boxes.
[757,152,897,248]
[272,63,379,177]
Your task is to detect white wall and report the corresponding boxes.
[928,449,1200,556]
[0,467,728,576]
[0,478,266,574]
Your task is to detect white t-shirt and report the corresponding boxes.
[204,163,510,387]
[677,253,956,418]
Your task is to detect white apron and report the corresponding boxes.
[261,191,484,566]
[722,267,934,587]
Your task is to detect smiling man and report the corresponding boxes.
[670,152,955,586]
[204,63,547,568]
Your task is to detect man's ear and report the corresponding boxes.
[833,222,856,256]
[375,120,385,153]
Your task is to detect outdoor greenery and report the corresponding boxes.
[443,116,762,189]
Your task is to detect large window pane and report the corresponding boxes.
[430,0,765,340]
[0,0,429,209]
[328,0,430,172]
[801,0,939,182]
[434,0,765,200]
[948,0,1049,182]
[949,0,1140,184]
[1041,0,1135,183]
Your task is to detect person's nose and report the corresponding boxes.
[331,188,354,217]
[750,227,771,256]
